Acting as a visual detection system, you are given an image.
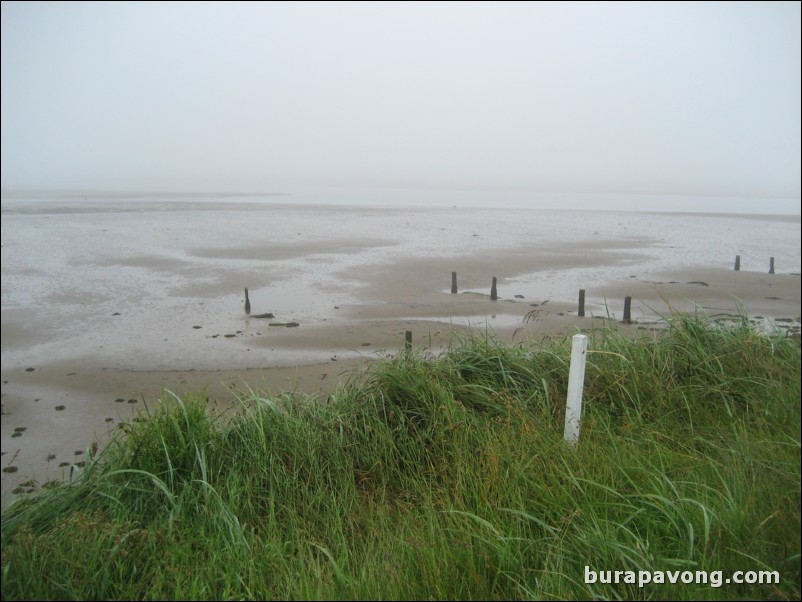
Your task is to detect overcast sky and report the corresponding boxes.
[1,1,800,211]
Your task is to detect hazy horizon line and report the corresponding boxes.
[2,186,799,218]
[2,183,800,201]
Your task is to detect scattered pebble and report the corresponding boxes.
[74,450,84,456]
[105,417,114,422]
[25,367,35,372]
[59,462,70,467]
[193,325,202,329]
[127,398,138,404]
[3,466,18,473]
[14,427,27,432]
[46,453,56,461]
[55,405,66,411]
[115,398,125,403]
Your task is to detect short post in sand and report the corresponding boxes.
[490,277,498,301]
[578,289,586,317]
[623,296,632,324]
[769,257,775,275]
[734,255,741,271]
[405,330,412,351]
[244,288,251,315]
[451,271,458,294]
[564,334,588,446]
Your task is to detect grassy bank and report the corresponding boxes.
[1,314,800,600]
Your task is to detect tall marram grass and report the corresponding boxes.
[2,314,799,600]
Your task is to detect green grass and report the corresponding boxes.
[2,314,800,600]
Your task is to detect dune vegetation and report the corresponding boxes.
[1,314,800,600]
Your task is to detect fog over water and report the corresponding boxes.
[1,2,800,214]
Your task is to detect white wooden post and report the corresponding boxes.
[564,334,588,445]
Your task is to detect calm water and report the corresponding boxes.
[2,191,800,371]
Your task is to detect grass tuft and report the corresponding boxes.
[2,313,799,600]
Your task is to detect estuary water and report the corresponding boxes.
[1,190,800,372]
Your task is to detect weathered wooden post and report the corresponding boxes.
[734,255,741,271]
[405,330,412,351]
[244,288,251,315]
[578,289,586,317]
[490,277,498,301]
[564,334,588,446]
[623,296,632,324]
[451,272,458,294]
[769,257,775,274]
